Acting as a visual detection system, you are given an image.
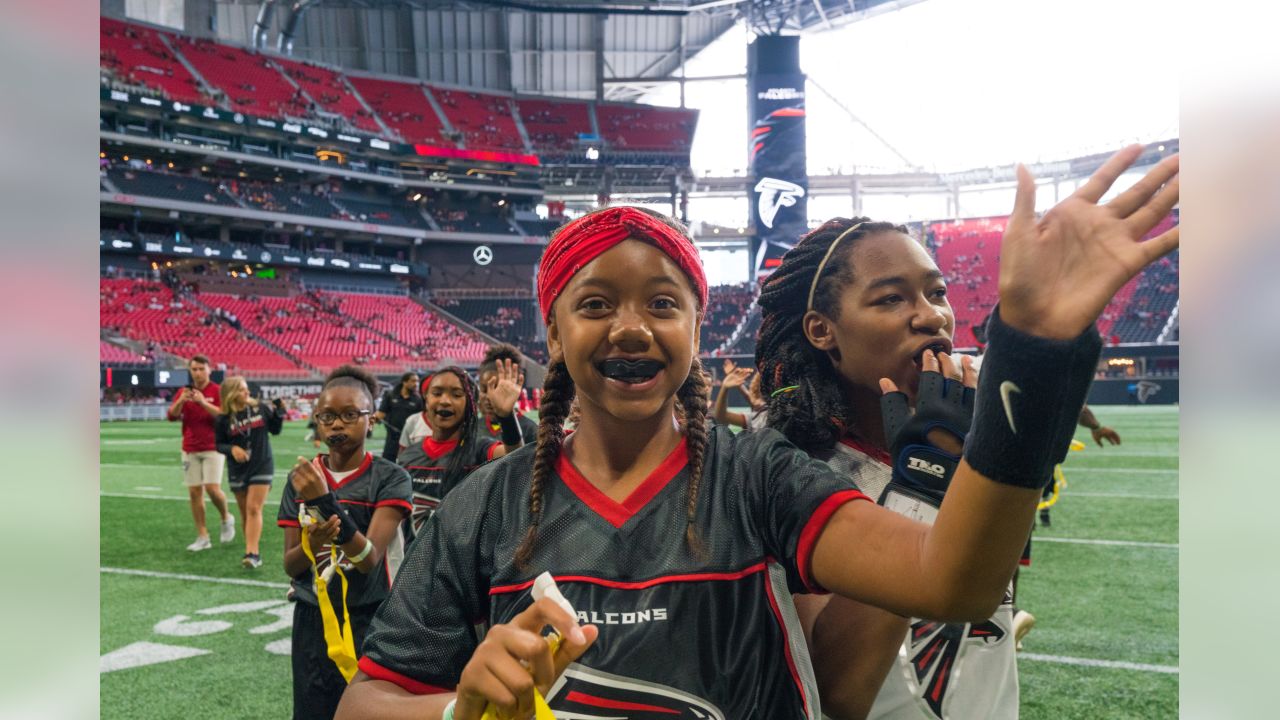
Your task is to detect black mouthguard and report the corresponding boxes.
[599,358,664,381]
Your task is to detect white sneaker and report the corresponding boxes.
[242,553,263,569]
[219,517,236,543]
[187,536,212,552]
[1013,609,1036,651]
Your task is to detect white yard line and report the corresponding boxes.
[1035,537,1177,549]
[1020,653,1178,674]
[1069,491,1178,500]
[1068,467,1177,474]
[101,566,290,590]
[102,492,189,501]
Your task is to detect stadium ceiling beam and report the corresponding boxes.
[446,0,694,16]
[604,73,745,83]
[811,0,832,29]
[807,77,918,170]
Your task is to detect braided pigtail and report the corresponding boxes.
[513,360,575,570]
[676,357,711,558]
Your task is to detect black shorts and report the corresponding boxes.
[290,600,378,720]
[229,474,273,492]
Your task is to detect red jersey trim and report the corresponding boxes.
[762,566,812,719]
[319,452,374,490]
[485,442,501,461]
[555,438,689,529]
[796,489,870,594]
[278,518,301,528]
[423,436,460,460]
[356,656,453,695]
[838,436,891,466]
[375,498,414,514]
[565,691,680,715]
[490,561,767,596]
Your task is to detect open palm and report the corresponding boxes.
[999,145,1179,340]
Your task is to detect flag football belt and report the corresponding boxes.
[963,307,1102,490]
[1038,439,1085,511]
[299,509,358,683]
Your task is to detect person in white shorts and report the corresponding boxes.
[166,354,235,551]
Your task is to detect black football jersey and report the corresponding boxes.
[359,426,869,719]
[215,402,283,483]
[277,452,413,608]
[396,435,501,533]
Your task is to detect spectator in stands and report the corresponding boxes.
[166,354,235,552]
[374,372,422,461]
[475,344,538,445]
[215,377,285,569]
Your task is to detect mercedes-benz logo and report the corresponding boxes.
[260,252,271,263]
[473,245,493,265]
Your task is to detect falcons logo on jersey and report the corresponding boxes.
[907,619,1007,719]
[545,664,725,720]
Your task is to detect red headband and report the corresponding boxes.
[537,207,708,323]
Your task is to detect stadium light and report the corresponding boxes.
[411,192,423,201]
[585,147,600,161]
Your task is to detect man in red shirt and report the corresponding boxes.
[167,355,234,551]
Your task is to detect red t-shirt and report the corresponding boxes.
[171,382,220,452]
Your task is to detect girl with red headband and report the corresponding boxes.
[397,362,525,534]
[337,147,1178,720]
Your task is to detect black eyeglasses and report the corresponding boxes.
[314,410,372,425]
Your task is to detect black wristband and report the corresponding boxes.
[305,493,359,545]
[497,412,524,447]
[963,306,1102,490]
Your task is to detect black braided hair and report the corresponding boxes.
[676,357,711,558]
[514,360,574,570]
[424,366,482,496]
[754,217,908,453]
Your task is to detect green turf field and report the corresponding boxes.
[100,406,1178,719]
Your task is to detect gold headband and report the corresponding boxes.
[806,222,867,312]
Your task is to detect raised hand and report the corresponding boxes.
[453,596,598,720]
[487,358,523,418]
[998,145,1179,340]
[290,456,328,501]
[722,366,753,390]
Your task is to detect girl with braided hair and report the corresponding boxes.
[339,146,1177,720]
[396,363,523,534]
[756,216,994,720]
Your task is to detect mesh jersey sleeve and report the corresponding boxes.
[479,437,502,461]
[372,462,414,514]
[277,474,300,528]
[358,473,493,693]
[744,429,870,595]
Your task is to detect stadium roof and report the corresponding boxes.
[211,0,924,101]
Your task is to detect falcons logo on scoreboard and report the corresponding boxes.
[545,664,725,720]
[907,619,1007,719]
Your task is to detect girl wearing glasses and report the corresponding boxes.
[277,365,414,720]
